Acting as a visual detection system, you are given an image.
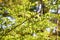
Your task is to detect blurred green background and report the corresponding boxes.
[0,0,60,40]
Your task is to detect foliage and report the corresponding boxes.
[0,0,60,40]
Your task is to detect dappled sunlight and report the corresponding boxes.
[0,0,60,40]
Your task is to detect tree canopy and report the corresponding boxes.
[0,0,60,40]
